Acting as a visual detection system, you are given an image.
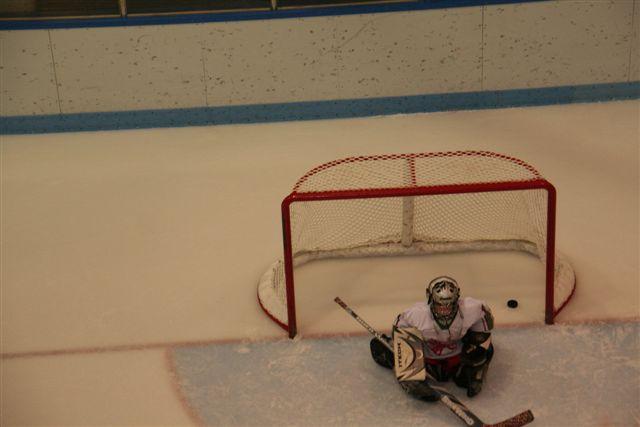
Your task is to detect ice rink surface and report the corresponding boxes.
[1,100,639,426]
[171,323,639,426]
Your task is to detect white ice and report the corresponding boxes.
[1,101,639,426]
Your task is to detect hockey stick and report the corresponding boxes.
[334,297,534,427]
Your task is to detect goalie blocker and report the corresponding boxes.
[392,326,440,402]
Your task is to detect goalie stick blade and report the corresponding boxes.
[485,410,534,427]
[436,389,533,427]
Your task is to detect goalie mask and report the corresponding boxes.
[426,276,460,329]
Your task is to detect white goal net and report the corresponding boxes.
[258,151,576,337]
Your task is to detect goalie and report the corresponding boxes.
[370,276,494,400]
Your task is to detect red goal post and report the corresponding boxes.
[258,151,576,338]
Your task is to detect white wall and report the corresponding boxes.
[1,0,638,117]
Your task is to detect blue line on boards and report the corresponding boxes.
[2,81,638,135]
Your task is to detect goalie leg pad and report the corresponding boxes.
[370,336,394,369]
[454,343,494,397]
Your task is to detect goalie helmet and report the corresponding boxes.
[426,276,460,329]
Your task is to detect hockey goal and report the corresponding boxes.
[258,151,576,338]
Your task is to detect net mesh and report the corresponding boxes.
[293,151,541,192]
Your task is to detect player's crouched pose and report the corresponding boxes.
[370,276,494,401]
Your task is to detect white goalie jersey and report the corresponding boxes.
[394,297,492,360]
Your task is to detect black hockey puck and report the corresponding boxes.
[507,299,519,308]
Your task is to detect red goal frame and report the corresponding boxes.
[258,152,576,338]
